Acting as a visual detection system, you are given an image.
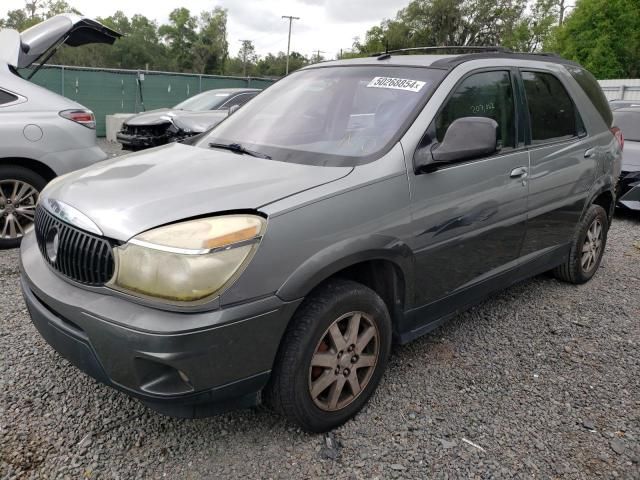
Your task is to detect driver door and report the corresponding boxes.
[406,69,529,315]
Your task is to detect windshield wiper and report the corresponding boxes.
[208,142,271,159]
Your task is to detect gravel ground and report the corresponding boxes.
[1,152,639,478]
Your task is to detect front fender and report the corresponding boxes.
[276,234,414,305]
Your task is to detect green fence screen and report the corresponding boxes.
[20,65,277,136]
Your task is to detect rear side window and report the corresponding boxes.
[566,66,613,127]
[221,92,256,109]
[522,71,581,144]
[0,89,18,105]
[435,70,516,149]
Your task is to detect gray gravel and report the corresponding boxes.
[1,184,639,477]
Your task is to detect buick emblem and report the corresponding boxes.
[45,227,60,263]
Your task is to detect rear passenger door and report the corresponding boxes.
[518,69,597,257]
[408,69,530,309]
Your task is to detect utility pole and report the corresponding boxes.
[239,39,251,77]
[314,50,325,63]
[282,15,300,75]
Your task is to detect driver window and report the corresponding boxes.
[433,70,515,151]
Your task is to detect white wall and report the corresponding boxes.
[597,79,640,101]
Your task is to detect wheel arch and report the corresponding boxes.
[584,183,615,222]
[276,243,414,336]
[0,157,57,182]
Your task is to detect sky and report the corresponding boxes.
[1,0,410,59]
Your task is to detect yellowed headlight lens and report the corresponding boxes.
[110,215,265,303]
[136,215,264,250]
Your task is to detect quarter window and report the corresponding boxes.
[434,70,516,150]
[0,89,18,105]
[522,71,581,143]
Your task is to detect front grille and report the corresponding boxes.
[34,205,115,286]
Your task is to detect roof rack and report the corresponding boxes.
[371,46,512,59]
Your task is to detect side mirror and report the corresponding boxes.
[228,104,240,116]
[415,117,499,172]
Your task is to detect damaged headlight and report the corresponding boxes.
[108,215,266,304]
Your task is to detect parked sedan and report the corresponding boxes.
[613,107,640,210]
[117,88,260,150]
[0,14,120,248]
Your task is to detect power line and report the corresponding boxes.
[281,15,300,75]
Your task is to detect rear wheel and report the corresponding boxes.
[553,204,609,284]
[0,166,47,249]
[266,279,392,432]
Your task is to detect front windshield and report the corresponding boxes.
[174,90,234,111]
[198,66,445,165]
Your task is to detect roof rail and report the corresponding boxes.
[371,45,512,59]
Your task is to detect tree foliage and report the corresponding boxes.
[353,0,560,54]
[547,0,640,78]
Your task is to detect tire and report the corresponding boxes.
[266,279,392,432]
[552,204,609,284]
[0,165,48,249]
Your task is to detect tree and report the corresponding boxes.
[547,0,640,78]
[502,0,558,52]
[191,8,229,75]
[350,0,566,55]
[158,8,198,72]
[256,52,309,77]
[237,40,257,76]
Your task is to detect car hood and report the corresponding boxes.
[41,142,353,241]
[125,109,228,133]
[0,14,121,69]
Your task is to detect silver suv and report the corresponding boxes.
[0,14,120,248]
[20,49,622,432]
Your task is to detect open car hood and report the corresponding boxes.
[0,14,121,69]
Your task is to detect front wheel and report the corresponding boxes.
[0,166,47,249]
[266,279,392,432]
[553,204,609,284]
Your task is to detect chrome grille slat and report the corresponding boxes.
[34,205,115,286]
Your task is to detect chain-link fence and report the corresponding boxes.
[20,65,277,136]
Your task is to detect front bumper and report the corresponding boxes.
[20,232,301,417]
[617,171,640,211]
[116,131,169,150]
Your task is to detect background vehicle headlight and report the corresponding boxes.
[109,215,266,303]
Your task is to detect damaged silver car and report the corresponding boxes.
[117,88,260,150]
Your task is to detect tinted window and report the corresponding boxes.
[0,89,18,105]
[435,70,516,149]
[566,66,613,127]
[174,90,236,111]
[222,92,256,109]
[522,71,580,143]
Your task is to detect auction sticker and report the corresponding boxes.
[367,77,426,92]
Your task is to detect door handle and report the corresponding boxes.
[584,148,596,158]
[510,167,528,178]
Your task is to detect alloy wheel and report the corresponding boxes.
[581,218,603,273]
[0,179,39,240]
[308,311,379,412]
